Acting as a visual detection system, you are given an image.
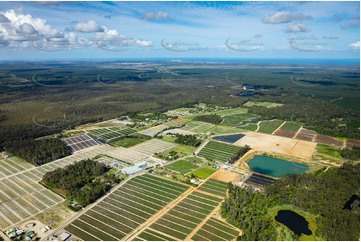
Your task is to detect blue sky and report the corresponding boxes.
[0,1,359,60]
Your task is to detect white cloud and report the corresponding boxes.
[74,19,103,33]
[0,9,60,45]
[142,12,171,21]
[349,41,360,49]
[284,23,309,33]
[263,11,312,24]
[95,27,118,40]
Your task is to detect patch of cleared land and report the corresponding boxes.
[182,121,215,133]
[138,124,169,137]
[234,132,316,159]
[106,139,177,163]
[244,101,284,108]
[211,169,241,183]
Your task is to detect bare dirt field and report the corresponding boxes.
[210,169,241,183]
[234,132,316,159]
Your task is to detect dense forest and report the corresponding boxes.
[43,159,121,207]
[174,134,201,147]
[222,163,360,241]
[0,117,100,165]
[246,96,359,139]
[340,146,360,160]
[4,138,70,166]
[194,114,223,124]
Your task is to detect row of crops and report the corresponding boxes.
[197,178,229,197]
[88,127,136,142]
[136,191,223,240]
[65,174,189,241]
[197,140,243,163]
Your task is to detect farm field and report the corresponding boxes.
[197,140,243,163]
[158,144,196,159]
[88,127,136,142]
[138,124,169,137]
[191,217,239,241]
[190,166,216,179]
[222,113,258,126]
[164,118,189,127]
[0,156,34,179]
[257,120,284,134]
[65,174,190,241]
[241,123,258,131]
[181,121,214,133]
[137,190,223,240]
[109,134,151,148]
[164,160,199,174]
[206,125,244,135]
[279,121,303,132]
[0,144,113,230]
[105,139,177,164]
[213,107,248,116]
[197,179,229,197]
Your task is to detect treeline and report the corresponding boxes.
[340,146,360,160]
[4,138,70,166]
[43,159,120,207]
[229,145,250,164]
[222,163,360,240]
[174,134,201,147]
[0,117,101,165]
[194,114,222,124]
[246,96,359,139]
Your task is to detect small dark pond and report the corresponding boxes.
[275,210,312,236]
[343,194,360,211]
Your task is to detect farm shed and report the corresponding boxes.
[121,161,148,175]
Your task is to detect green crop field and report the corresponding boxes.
[197,179,229,197]
[182,121,214,133]
[164,160,199,174]
[190,166,216,179]
[258,119,284,134]
[279,121,303,132]
[109,134,150,148]
[222,113,258,126]
[206,125,244,135]
[88,127,136,142]
[197,140,243,163]
[241,123,258,131]
[191,217,239,241]
[213,107,248,116]
[65,174,189,241]
[244,101,284,108]
[139,190,223,240]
